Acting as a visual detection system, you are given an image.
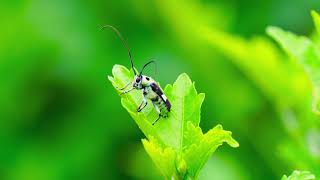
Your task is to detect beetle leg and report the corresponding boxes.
[137,96,148,112]
[152,115,162,125]
[152,101,160,114]
[120,87,134,95]
[116,82,131,90]
[151,101,162,125]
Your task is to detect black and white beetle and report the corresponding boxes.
[103,25,171,125]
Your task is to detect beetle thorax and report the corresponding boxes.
[141,75,153,87]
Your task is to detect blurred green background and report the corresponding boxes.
[1,0,320,179]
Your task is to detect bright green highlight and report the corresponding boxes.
[267,11,320,115]
[281,170,316,180]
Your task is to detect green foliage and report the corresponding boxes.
[154,2,320,177]
[267,10,320,114]
[281,170,316,180]
[108,64,239,179]
[200,26,309,108]
[311,11,320,35]
[156,0,308,109]
[4,0,320,179]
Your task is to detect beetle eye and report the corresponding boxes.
[136,78,141,83]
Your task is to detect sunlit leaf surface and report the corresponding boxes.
[267,11,320,114]
[109,64,238,178]
[281,170,316,180]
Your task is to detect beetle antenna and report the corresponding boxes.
[101,25,138,75]
[140,59,157,77]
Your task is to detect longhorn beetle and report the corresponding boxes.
[103,25,171,125]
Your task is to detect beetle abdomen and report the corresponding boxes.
[152,95,171,117]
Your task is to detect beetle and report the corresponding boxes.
[103,25,171,125]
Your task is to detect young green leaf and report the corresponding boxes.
[142,137,177,179]
[199,26,307,108]
[267,11,320,115]
[182,122,239,177]
[311,10,320,35]
[109,64,239,179]
[281,170,316,180]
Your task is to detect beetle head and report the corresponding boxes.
[133,75,143,89]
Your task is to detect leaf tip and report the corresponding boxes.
[225,130,239,148]
[173,73,194,90]
[214,124,223,130]
[199,92,205,97]
[112,64,130,76]
[214,124,239,148]
[177,73,192,83]
[113,64,126,69]
[164,84,173,92]
[311,10,319,19]
[311,10,320,34]
[107,75,114,83]
[180,72,189,77]
[266,26,280,37]
[229,137,240,148]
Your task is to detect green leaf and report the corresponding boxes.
[109,64,238,178]
[199,26,308,108]
[311,10,320,35]
[141,137,176,179]
[267,13,320,114]
[183,122,239,177]
[281,170,316,180]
